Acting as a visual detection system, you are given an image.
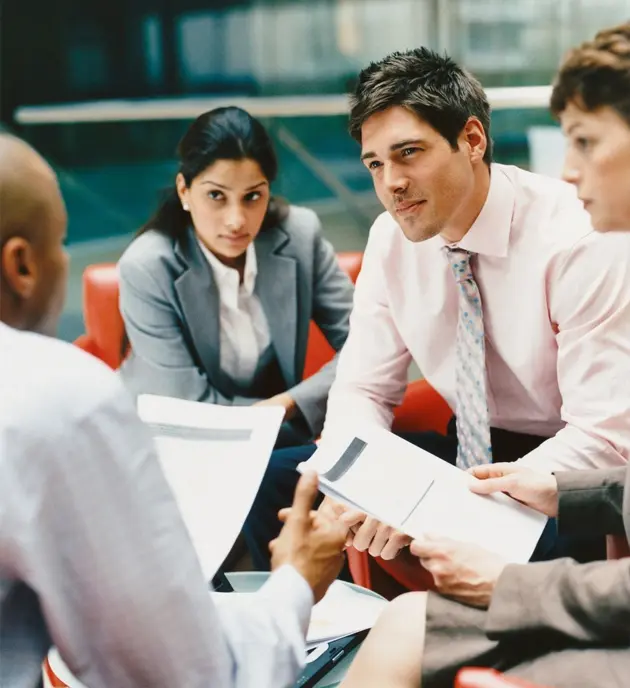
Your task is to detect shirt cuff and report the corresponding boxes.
[260,565,314,637]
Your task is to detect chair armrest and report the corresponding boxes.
[73,334,100,358]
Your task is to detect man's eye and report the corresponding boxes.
[368,160,382,170]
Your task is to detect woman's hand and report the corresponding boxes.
[253,393,298,420]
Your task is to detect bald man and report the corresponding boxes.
[0,134,346,687]
[0,135,68,333]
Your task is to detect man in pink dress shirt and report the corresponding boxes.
[321,47,630,563]
[339,24,630,688]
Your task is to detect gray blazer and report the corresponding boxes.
[118,205,354,437]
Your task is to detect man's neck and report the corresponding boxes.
[440,164,491,244]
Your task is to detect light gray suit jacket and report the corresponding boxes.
[484,463,630,683]
[118,205,354,437]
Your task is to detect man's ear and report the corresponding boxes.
[1,237,38,298]
[461,117,487,164]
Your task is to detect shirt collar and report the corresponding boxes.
[197,239,258,298]
[446,164,515,258]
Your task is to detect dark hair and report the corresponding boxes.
[138,106,288,238]
[550,23,630,125]
[349,47,493,164]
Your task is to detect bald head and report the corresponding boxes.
[0,134,68,336]
[0,134,64,242]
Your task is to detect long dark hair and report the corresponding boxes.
[138,106,289,238]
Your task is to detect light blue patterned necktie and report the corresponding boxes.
[446,247,493,469]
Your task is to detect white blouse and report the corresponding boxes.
[197,240,272,387]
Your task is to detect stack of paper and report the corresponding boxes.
[137,394,284,580]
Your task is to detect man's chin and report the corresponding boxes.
[399,221,440,243]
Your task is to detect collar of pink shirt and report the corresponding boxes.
[445,165,515,259]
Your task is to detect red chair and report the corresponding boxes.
[607,534,630,559]
[302,251,363,379]
[73,263,124,369]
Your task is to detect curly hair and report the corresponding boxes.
[550,22,630,124]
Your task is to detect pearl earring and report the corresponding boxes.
[183,203,189,211]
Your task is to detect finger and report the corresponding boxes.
[340,509,367,528]
[329,518,353,547]
[278,508,319,524]
[352,517,380,552]
[268,538,277,554]
[380,532,412,560]
[317,496,342,514]
[410,537,442,559]
[368,524,393,558]
[288,471,320,523]
[419,558,445,582]
[469,474,517,496]
[468,463,521,480]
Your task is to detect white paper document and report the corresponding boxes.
[137,394,284,580]
[300,427,548,564]
[306,580,388,647]
[211,580,387,649]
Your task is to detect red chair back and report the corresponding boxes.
[75,264,124,369]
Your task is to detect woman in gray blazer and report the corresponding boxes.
[118,107,354,567]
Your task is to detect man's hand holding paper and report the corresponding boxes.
[343,514,412,560]
[298,428,548,565]
[406,463,561,606]
[469,463,559,517]
[317,497,412,560]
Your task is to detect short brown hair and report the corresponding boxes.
[550,23,630,124]
[349,47,493,164]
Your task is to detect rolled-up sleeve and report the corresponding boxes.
[519,230,630,471]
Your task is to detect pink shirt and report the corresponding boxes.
[323,164,630,471]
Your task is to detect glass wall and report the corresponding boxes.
[6,0,630,112]
[4,0,629,340]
